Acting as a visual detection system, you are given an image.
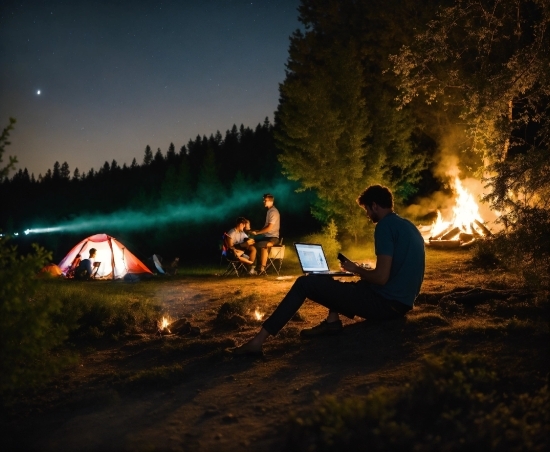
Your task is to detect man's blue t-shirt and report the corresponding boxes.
[370,212,425,307]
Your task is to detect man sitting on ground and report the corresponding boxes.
[225,216,257,275]
[232,184,425,355]
[249,193,280,275]
[74,248,98,280]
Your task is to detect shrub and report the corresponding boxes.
[286,352,549,451]
[303,219,341,264]
[0,239,75,399]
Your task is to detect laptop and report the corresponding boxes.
[294,243,355,276]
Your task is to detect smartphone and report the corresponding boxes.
[337,253,351,263]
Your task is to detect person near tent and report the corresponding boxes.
[74,248,97,280]
[66,254,82,279]
[249,193,280,275]
[231,184,425,355]
[225,216,257,275]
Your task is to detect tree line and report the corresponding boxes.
[0,119,320,261]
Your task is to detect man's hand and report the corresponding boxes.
[342,255,392,285]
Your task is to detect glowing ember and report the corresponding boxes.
[254,307,264,321]
[430,177,485,239]
[157,316,171,332]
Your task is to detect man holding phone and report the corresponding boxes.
[232,184,425,355]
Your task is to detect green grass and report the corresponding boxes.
[36,279,162,341]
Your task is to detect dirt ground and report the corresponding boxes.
[2,250,549,451]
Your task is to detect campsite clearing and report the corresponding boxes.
[2,249,549,451]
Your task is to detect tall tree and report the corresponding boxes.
[275,0,430,239]
[0,117,17,182]
[60,162,70,180]
[143,145,153,165]
[391,0,550,273]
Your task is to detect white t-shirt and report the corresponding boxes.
[227,227,248,245]
[264,206,280,238]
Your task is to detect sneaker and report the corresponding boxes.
[300,319,343,337]
[248,268,257,275]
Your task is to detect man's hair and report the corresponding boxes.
[263,193,274,201]
[356,185,393,209]
[235,216,248,226]
[89,248,97,256]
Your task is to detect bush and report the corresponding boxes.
[0,238,74,399]
[471,209,550,289]
[286,352,549,451]
[302,219,341,264]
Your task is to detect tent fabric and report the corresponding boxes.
[58,233,153,279]
[39,263,63,277]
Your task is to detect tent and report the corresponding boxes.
[38,263,63,278]
[58,233,153,279]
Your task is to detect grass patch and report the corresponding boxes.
[36,279,162,341]
[285,352,550,451]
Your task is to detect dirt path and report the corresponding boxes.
[2,253,548,451]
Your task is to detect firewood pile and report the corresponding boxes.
[427,220,493,249]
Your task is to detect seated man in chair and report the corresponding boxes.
[249,193,280,275]
[225,217,257,275]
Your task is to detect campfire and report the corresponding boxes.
[424,177,493,249]
[253,307,264,321]
[157,316,172,335]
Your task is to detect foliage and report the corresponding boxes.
[0,238,74,399]
[286,352,550,451]
[0,117,17,182]
[275,0,433,241]
[302,219,341,266]
[391,0,550,284]
[472,220,550,289]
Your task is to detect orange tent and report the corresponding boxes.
[39,263,63,277]
[58,233,152,279]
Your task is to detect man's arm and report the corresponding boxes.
[341,255,392,285]
[252,222,273,235]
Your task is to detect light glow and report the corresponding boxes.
[430,177,484,239]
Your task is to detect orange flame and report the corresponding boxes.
[158,316,171,331]
[430,177,484,238]
[254,307,264,321]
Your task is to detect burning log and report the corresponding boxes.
[427,239,462,249]
[460,239,477,248]
[459,232,474,242]
[470,223,483,238]
[430,225,455,241]
[440,227,460,241]
[474,220,493,237]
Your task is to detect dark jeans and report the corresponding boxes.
[262,275,412,335]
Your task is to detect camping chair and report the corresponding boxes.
[220,233,248,277]
[265,238,285,276]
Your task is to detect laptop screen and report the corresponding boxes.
[295,243,330,272]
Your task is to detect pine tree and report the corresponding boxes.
[143,145,153,165]
[275,0,431,239]
[60,162,70,180]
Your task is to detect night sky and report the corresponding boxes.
[0,0,300,178]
